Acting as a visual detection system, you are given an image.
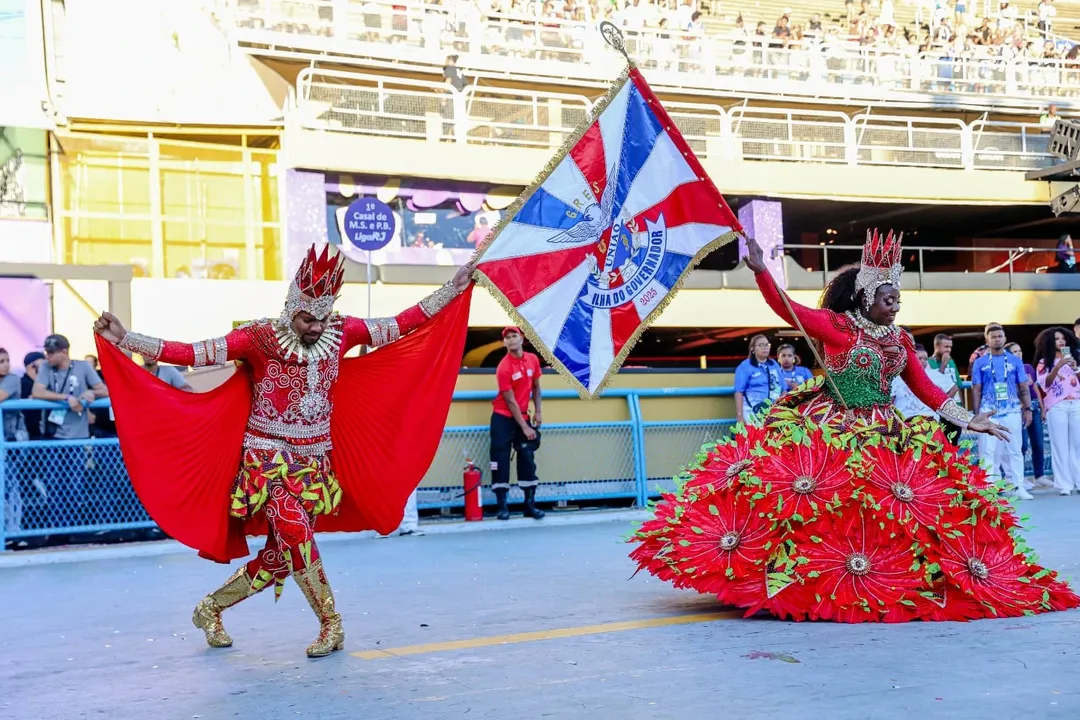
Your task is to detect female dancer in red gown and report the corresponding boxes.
[630,230,1078,622]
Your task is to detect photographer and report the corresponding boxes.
[489,326,544,521]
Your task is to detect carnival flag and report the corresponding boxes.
[472,59,743,398]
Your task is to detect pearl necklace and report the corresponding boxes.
[845,310,897,340]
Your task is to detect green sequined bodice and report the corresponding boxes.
[822,316,908,409]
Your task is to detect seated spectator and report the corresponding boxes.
[142,358,194,391]
[1054,234,1077,274]
[776,343,813,392]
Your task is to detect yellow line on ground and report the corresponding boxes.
[351,610,742,660]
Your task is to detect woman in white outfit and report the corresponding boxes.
[1034,327,1080,495]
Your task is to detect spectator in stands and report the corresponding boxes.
[84,354,99,372]
[1,347,28,533]
[929,333,961,387]
[20,351,44,441]
[971,323,1033,500]
[776,343,813,392]
[1037,0,1057,34]
[443,54,469,142]
[142,358,193,391]
[1034,327,1080,495]
[1054,234,1076,273]
[1074,317,1080,339]
[1007,341,1050,490]
[734,334,782,427]
[31,334,108,529]
[892,343,957,420]
[443,54,467,92]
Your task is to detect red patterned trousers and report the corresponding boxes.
[245,484,321,599]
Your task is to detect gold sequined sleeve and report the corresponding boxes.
[342,282,461,350]
[936,398,974,428]
[418,282,460,318]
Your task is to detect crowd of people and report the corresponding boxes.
[234,0,1080,94]
[733,317,1080,501]
[0,335,193,539]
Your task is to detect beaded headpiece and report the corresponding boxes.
[854,229,903,311]
[280,244,346,324]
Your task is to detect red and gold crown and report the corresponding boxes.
[855,229,903,310]
[280,244,346,323]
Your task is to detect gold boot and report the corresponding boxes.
[292,560,345,658]
[191,566,257,648]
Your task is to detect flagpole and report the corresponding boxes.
[737,231,851,414]
[600,21,633,64]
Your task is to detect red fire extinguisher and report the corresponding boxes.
[463,456,483,522]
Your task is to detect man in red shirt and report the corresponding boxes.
[490,326,544,521]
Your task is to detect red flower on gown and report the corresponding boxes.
[684,426,765,493]
[754,435,853,523]
[858,445,951,538]
[936,511,1045,616]
[629,492,683,584]
[660,487,778,607]
[795,507,924,623]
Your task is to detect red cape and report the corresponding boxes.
[98,286,473,562]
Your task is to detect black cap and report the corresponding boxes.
[43,334,70,352]
[23,351,45,367]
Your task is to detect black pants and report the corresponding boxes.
[489,413,538,490]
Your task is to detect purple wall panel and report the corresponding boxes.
[738,200,785,290]
[0,278,51,368]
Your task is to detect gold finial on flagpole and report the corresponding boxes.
[599,21,633,64]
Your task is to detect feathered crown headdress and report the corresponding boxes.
[280,244,346,323]
[855,229,903,311]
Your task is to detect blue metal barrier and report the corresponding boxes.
[0,386,1054,549]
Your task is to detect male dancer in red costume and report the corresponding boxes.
[94,245,472,657]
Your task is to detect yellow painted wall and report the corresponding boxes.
[48,278,1080,360]
[284,128,1063,205]
[51,133,282,279]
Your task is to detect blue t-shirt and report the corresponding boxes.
[971,351,1029,416]
[735,358,782,409]
[779,365,814,392]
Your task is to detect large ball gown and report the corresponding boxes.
[629,272,1078,622]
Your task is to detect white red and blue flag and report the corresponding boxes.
[473,66,743,398]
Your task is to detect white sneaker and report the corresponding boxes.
[1015,487,1035,500]
[1035,477,1054,489]
[1060,489,1073,497]
[1024,479,1035,490]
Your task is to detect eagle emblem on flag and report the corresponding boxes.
[472,57,743,399]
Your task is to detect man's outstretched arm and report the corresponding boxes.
[94,311,252,367]
[341,265,472,351]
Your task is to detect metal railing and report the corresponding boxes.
[0,389,737,547]
[294,69,1055,171]
[0,382,1054,547]
[209,0,1080,106]
[779,243,1077,289]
